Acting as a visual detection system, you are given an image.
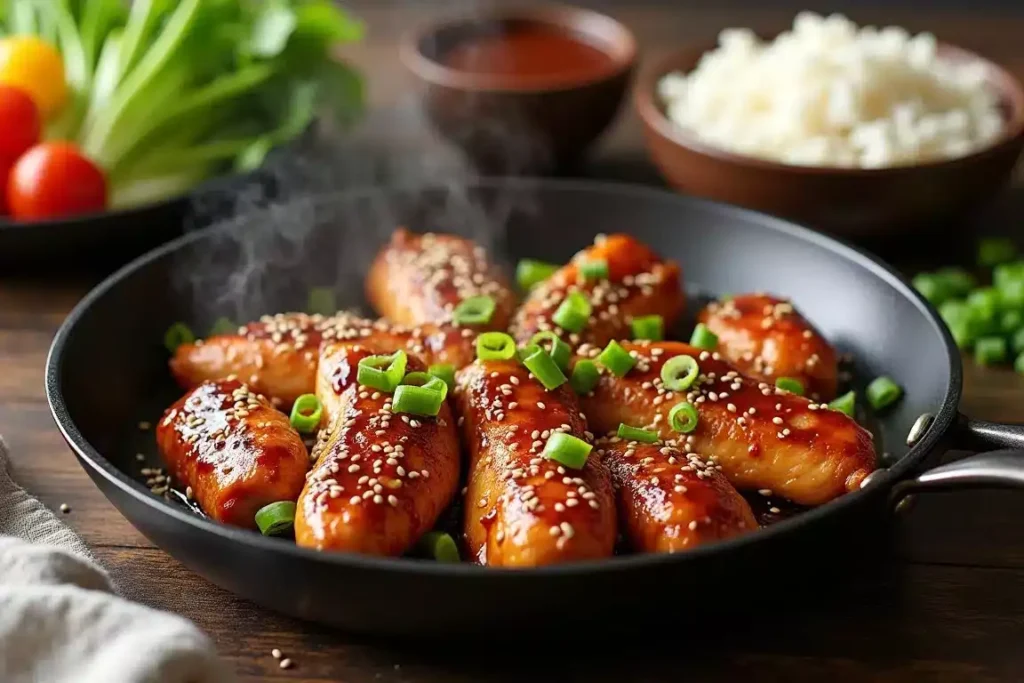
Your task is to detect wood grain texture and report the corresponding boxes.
[2,2,1024,680]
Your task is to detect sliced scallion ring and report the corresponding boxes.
[569,360,600,395]
[417,530,460,562]
[660,355,698,392]
[597,340,636,377]
[866,376,902,411]
[630,315,664,341]
[428,363,456,392]
[828,390,856,417]
[668,402,699,433]
[164,322,195,353]
[255,501,296,536]
[775,377,805,395]
[516,259,559,291]
[357,351,408,393]
[551,291,591,333]
[579,258,608,281]
[210,317,237,336]
[393,372,448,416]
[616,424,658,443]
[523,346,567,390]
[542,432,593,470]
[529,331,571,371]
[476,332,517,361]
[453,295,496,326]
[290,394,323,433]
[689,323,718,350]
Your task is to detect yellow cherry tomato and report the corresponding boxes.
[0,36,67,119]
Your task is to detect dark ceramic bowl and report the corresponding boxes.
[401,4,636,174]
[635,43,1024,239]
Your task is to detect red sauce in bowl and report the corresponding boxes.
[442,22,615,86]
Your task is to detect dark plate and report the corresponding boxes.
[47,179,958,635]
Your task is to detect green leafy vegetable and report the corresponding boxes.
[2,0,364,208]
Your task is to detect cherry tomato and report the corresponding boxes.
[0,36,67,119]
[7,143,107,220]
[0,156,14,215]
[0,85,40,164]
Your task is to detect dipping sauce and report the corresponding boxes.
[443,22,615,85]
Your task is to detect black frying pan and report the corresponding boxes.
[45,179,1024,636]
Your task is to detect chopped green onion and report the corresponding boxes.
[978,237,1016,267]
[966,287,1001,327]
[913,273,948,306]
[1016,352,1024,375]
[1012,328,1024,355]
[660,355,698,392]
[975,336,1007,366]
[551,291,592,333]
[523,346,567,390]
[529,331,571,371]
[393,374,448,417]
[428,364,456,392]
[308,287,336,316]
[1000,309,1024,335]
[668,402,699,433]
[999,278,1024,308]
[516,343,540,364]
[290,394,323,433]
[255,501,296,536]
[542,432,593,470]
[940,299,977,348]
[357,351,408,393]
[164,322,195,353]
[516,259,559,291]
[453,295,496,326]
[597,340,636,377]
[866,376,902,411]
[775,377,805,396]
[210,317,237,336]
[579,258,609,281]
[569,360,600,395]
[994,261,1024,291]
[417,531,460,562]
[935,267,976,298]
[476,332,517,361]
[828,391,856,417]
[689,323,718,350]
[616,424,658,443]
[630,315,664,341]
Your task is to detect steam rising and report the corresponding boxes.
[173,12,549,323]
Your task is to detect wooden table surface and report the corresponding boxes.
[4,3,1024,681]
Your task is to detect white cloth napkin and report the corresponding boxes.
[0,437,235,683]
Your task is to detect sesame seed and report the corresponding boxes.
[280,658,293,669]
[272,649,282,659]
[59,503,70,514]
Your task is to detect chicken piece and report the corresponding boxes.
[596,435,757,553]
[294,343,460,555]
[455,360,616,566]
[156,379,309,528]
[577,341,875,506]
[367,228,517,330]
[511,233,685,348]
[169,312,478,407]
[699,294,839,400]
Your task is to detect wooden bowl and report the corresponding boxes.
[401,4,636,175]
[635,44,1024,238]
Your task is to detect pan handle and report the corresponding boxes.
[890,414,1024,505]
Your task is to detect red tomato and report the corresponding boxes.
[7,143,107,220]
[0,84,40,164]
[0,156,13,215]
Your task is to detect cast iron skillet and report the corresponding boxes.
[45,179,1024,636]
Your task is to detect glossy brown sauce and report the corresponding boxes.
[443,24,614,83]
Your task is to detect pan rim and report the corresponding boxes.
[45,177,962,579]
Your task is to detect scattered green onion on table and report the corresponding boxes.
[914,238,1024,374]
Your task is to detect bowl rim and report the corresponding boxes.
[399,2,637,94]
[634,39,1024,176]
